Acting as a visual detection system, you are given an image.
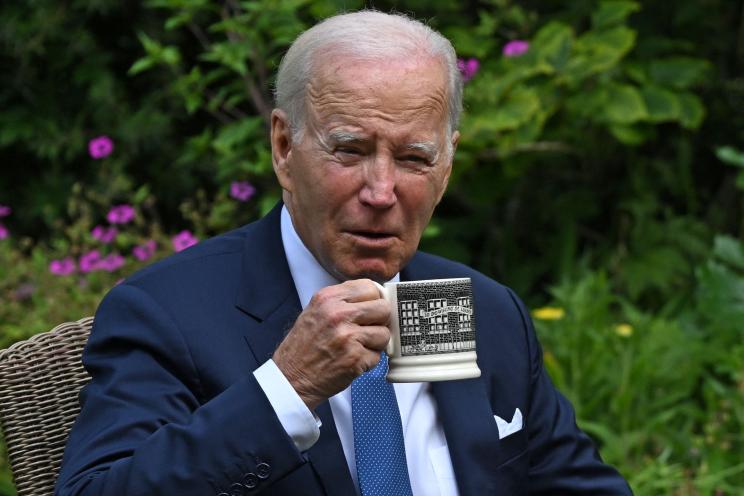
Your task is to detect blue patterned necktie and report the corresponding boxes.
[351,352,414,496]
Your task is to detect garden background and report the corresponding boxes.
[1,0,743,494]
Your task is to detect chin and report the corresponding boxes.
[332,260,399,283]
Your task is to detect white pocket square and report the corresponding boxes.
[494,408,523,439]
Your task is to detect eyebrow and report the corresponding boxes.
[326,130,367,145]
[405,142,439,161]
[323,130,440,161]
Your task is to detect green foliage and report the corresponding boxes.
[1,0,743,494]
[535,237,744,492]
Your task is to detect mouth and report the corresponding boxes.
[351,231,394,239]
[346,230,398,246]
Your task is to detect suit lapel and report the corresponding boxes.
[235,204,301,362]
[234,204,355,493]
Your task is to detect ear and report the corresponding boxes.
[271,109,294,193]
[435,130,460,204]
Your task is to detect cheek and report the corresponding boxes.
[400,175,443,212]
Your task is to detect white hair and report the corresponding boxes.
[274,10,463,148]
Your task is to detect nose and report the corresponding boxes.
[358,155,397,209]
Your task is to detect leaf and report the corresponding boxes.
[200,42,250,75]
[647,57,710,89]
[484,87,541,132]
[640,86,680,123]
[133,184,151,204]
[713,235,744,271]
[715,146,744,168]
[212,117,263,156]
[532,21,574,70]
[609,124,648,145]
[565,26,636,82]
[446,26,495,58]
[137,31,161,54]
[676,92,705,129]
[604,83,648,124]
[592,0,641,29]
[128,57,154,75]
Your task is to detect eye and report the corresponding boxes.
[400,155,432,166]
[335,147,364,157]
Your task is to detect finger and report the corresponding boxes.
[357,348,384,375]
[348,298,391,325]
[339,278,383,303]
[354,324,391,352]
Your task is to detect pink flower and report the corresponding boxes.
[457,58,480,83]
[107,204,136,224]
[49,258,76,276]
[79,250,102,273]
[0,205,10,217]
[503,40,530,58]
[133,240,157,261]
[91,225,118,244]
[230,181,256,202]
[0,223,7,240]
[88,135,114,159]
[98,253,126,272]
[172,230,198,252]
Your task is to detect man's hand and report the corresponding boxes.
[272,279,391,410]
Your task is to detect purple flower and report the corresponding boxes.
[79,250,102,273]
[457,58,480,83]
[172,230,198,252]
[88,135,114,159]
[0,223,7,240]
[230,181,256,202]
[91,225,118,244]
[49,258,76,276]
[503,40,530,58]
[98,253,126,272]
[133,240,157,261]
[0,205,10,217]
[107,204,136,224]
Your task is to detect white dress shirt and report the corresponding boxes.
[252,206,459,496]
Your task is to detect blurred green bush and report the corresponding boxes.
[1,0,743,494]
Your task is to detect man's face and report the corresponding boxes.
[271,53,458,282]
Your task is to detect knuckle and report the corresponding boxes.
[311,287,334,305]
[327,308,349,327]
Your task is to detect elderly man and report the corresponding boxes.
[56,10,631,496]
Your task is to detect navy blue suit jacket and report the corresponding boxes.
[56,205,631,495]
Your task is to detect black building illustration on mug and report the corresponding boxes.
[395,279,476,356]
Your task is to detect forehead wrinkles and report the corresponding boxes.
[305,58,448,128]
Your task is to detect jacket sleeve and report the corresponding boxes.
[506,288,633,495]
[55,283,307,496]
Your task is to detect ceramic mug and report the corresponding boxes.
[375,277,481,382]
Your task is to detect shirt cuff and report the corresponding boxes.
[253,359,321,452]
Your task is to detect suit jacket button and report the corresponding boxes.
[242,472,259,489]
[229,482,245,496]
[256,462,271,479]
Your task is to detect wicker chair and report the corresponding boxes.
[0,317,93,496]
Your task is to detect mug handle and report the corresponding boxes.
[373,281,396,356]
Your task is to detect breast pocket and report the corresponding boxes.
[493,408,528,467]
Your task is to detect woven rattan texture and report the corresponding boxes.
[0,317,93,496]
